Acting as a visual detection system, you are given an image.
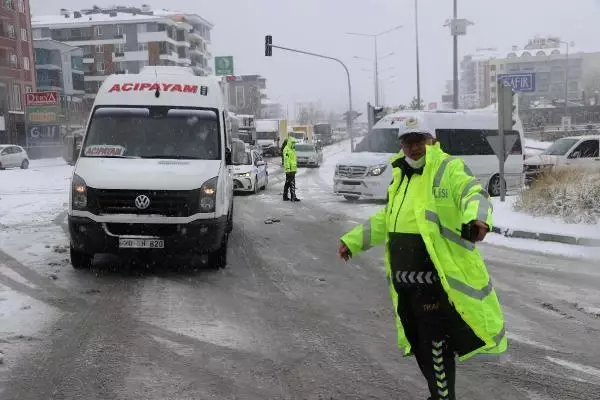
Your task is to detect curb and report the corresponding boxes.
[492,226,600,247]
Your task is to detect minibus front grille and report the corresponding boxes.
[88,188,200,217]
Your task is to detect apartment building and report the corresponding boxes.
[33,39,84,96]
[31,5,213,99]
[0,0,36,144]
[226,75,267,116]
[488,38,586,107]
[459,48,499,109]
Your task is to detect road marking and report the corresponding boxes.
[507,332,557,351]
[0,266,37,289]
[546,356,600,379]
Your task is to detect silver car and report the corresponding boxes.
[295,143,323,168]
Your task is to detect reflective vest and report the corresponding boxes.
[283,139,297,173]
[341,143,507,361]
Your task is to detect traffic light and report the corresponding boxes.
[265,35,272,57]
[498,82,516,130]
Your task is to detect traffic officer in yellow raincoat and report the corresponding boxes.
[338,115,507,400]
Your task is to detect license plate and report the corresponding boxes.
[119,238,164,249]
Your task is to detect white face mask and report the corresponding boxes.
[405,155,425,169]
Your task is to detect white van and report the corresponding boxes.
[68,67,234,269]
[333,110,524,200]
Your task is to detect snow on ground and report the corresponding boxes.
[490,196,600,239]
[0,158,71,228]
[483,234,600,261]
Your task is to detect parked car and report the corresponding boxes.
[0,145,29,170]
[524,135,600,183]
[233,149,268,193]
[295,143,323,168]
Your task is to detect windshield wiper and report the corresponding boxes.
[142,155,200,160]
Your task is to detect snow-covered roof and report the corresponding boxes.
[32,12,163,27]
[32,7,213,29]
[151,8,213,28]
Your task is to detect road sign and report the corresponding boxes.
[214,56,234,76]
[497,73,536,93]
[485,132,519,163]
[27,125,61,143]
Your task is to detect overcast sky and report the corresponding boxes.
[31,0,600,115]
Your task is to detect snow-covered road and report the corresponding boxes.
[0,149,599,399]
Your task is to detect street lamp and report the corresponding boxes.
[558,40,574,115]
[347,25,403,107]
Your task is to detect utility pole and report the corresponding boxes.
[415,0,421,109]
[453,0,459,109]
[374,36,379,106]
[445,1,474,109]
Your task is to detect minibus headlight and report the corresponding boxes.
[199,177,218,213]
[72,173,88,210]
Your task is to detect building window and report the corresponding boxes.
[24,85,32,93]
[137,24,147,33]
[235,86,244,108]
[20,28,27,41]
[23,56,29,70]
[12,84,21,110]
[96,62,104,73]
[4,0,14,9]
[9,54,17,68]
[95,44,103,53]
[137,43,148,51]
[94,26,102,36]
[7,24,15,39]
[115,43,125,54]
[32,28,41,39]
[115,25,124,36]
[18,0,24,12]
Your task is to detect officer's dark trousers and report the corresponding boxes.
[283,172,296,199]
[390,233,457,400]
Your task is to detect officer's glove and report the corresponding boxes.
[338,241,352,262]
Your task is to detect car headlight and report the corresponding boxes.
[368,164,387,176]
[199,176,217,213]
[236,172,251,178]
[72,173,88,210]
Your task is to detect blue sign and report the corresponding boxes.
[27,124,61,144]
[497,73,536,93]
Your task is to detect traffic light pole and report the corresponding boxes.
[267,43,355,152]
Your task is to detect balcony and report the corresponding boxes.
[37,79,62,90]
[0,58,17,69]
[55,35,94,42]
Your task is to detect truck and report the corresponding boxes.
[255,119,287,157]
[290,125,313,143]
[237,114,256,145]
[313,123,333,145]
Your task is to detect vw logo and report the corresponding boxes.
[134,195,151,210]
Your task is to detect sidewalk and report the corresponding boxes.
[489,197,600,247]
